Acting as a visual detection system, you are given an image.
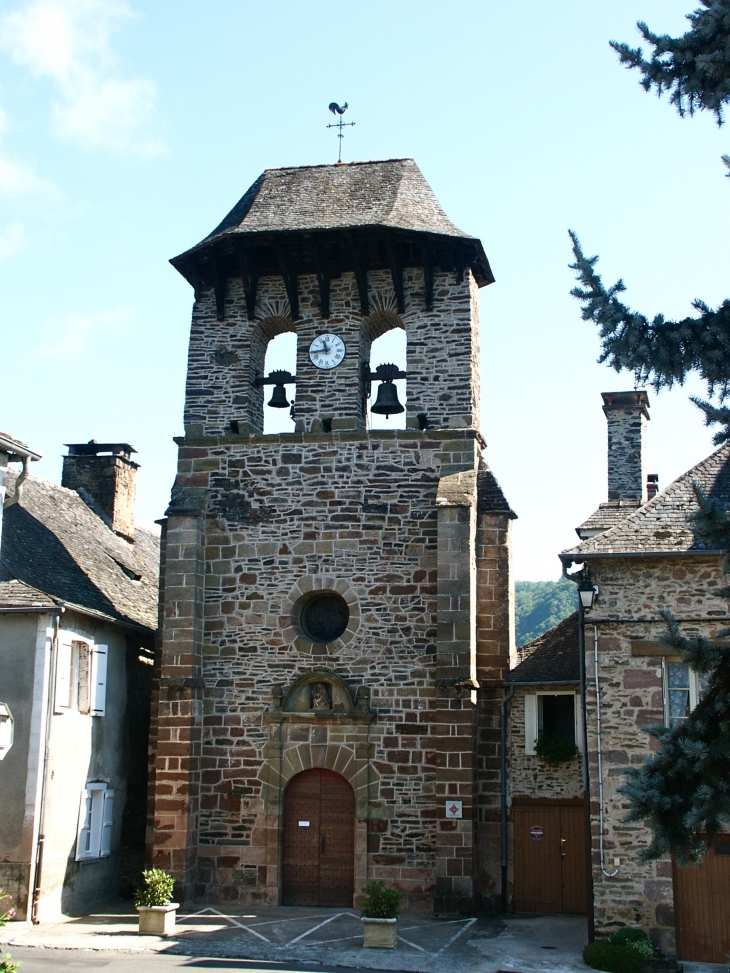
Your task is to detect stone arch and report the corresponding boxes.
[361,310,407,429]
[248,315,296,434]
[281,671,355,714]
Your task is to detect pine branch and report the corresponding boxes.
[569,232,730,399]
[609,2,730,125]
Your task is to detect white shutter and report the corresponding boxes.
[575,693,584,752]
[54,635,73,713]
[100,789,114,857]
[75,789,93,860]
[524,694,538,755]
[90,645,108,716]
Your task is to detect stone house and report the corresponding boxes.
[0,438,159,920]
[505,391,730,962]
[150,158,516,913]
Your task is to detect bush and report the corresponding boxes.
[360,881,404,919]
[0,953,20,973]
[535,734,579,766]
[608,929,655,960]
[0,892,15,928]
[0,891,19,973]
[134,869,176,908]
[583,941,646,973]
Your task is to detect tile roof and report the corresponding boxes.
[477,466,517,518]
[575,501,641,539]
[198,159,471,244]
[0,471,159,631]
[564,442,730,558]
[507,612,579,684]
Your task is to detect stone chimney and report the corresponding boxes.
[62,441,139,542]
[601,391,650,503]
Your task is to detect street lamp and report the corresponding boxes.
[578,577,597,612]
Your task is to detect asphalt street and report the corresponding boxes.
[4,951,363,972]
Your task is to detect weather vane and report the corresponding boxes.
[327,102,355,163]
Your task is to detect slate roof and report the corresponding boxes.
[575,501,642,539]
[196,159,470,245]
[477,466,517,518]
[0,471,159,631]
[564,442,730,559]
[507,612,579,684]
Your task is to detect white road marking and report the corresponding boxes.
[397,934,427,952]
[434,917,477,954]
[179,907,270,942]
[285,911,346,945]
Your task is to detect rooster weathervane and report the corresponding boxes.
[327,102,355,163]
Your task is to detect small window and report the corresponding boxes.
[75,782,114,861]
[664,660,708,729]
[54,639,107,717]
[524,692,581,755]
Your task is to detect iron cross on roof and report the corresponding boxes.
[327,102,355,163]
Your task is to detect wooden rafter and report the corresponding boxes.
[385,238,405,314]
[237,248,259,321]
[348,241,369,315]
[275,244,300,321]
[311,239,331,319]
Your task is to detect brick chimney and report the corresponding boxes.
[62,441,139,541]
[601,391,650,503]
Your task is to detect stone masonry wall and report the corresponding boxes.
[152,426,484,911]
[509,690,583,801]
[585,554,728,953]
[603,396,649,503]
[183,269,480,437]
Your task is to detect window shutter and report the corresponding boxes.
[524,694,538,755]
[75,789,93,861]
[100,789,114,857]
[90,645,108,716]
[54,635,73,713]
[574,693,584,752]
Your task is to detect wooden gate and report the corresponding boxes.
[674,837,730,962]
[513,801,587,914]
[282,769,355,907]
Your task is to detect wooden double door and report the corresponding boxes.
[513,801,587,914]
[674,838,730,962]
[282,769,355,907]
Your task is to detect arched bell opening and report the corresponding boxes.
[361,310,406,431]
[249,316,297,435]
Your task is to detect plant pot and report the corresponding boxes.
[136,903,179,937]
[362,917,398,949]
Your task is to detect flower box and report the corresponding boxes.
[362,916,398,949]
[136,903,179,937]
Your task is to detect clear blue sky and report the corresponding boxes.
[1,1,726,579]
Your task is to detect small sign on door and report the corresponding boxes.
[298,821,310,827]
[445,801,463,819]
[530,825,544,840]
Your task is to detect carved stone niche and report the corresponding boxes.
[266,671,372,722]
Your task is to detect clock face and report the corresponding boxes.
[308,333,346,370]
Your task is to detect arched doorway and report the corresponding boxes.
[282,769,355,907]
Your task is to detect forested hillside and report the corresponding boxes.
[515,577,576,646]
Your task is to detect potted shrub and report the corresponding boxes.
[535,733,579,767]
[360,880,404,949]
[0,889,19,973]
[134,869,178,937]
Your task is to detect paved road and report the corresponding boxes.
[4,949,362,972]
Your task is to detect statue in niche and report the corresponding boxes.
[310,682,331,710]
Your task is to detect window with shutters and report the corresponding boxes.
[524,692,582,755]
[664,660,709,728]
[75,782,114,861]
[54,638,107,716]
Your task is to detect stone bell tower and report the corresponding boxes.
[150,159,515,912]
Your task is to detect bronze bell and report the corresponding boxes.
[371,380,404,417]
[268,384,290,409]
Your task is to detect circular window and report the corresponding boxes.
[300,593,350,644]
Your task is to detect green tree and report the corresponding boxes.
[515,578,576,646]
[570,2,730,862]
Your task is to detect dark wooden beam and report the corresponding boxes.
[237,248,259,321]
[311,240,330,319]
[421,244,434,311]
[348,241,369,315]
[385,239,405,314]
[212,256,226,321]
[191,262,201,302]
[455,246,465,284]
[275,244,300,320]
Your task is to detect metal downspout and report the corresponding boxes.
[578,598,596,942]
[594,624,619,879]
[500,685,515,912]
[31,605,64,924]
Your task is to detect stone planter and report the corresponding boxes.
[137,903,179,936]
[362,917,398,948]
